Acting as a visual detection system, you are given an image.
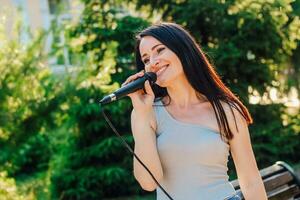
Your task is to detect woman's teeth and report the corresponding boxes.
[157,65,168,76]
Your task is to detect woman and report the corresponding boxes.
[122,22,267,200]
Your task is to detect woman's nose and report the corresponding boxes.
[149,57,160,68]
[145,57,160,72]
[145,59,159,72]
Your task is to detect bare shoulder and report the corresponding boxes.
[131,108,157,133]
[220,101,248,134]
[219,101,252,155]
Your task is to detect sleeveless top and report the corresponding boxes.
[153,100,236,200]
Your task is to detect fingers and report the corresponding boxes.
[121,70,145,87]
[144,80,154,96]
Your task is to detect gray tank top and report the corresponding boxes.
[153,100,236,200]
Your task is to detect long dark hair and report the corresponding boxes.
[134,22,253,141]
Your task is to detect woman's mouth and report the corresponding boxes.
[156,65,169,76]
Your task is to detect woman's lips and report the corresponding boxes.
[156,65,169,76]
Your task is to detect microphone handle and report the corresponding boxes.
[100,72,156,105]
[100,76,148,105]
[114,76,147,100]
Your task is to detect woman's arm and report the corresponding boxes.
[224,103,268,200]
[131,108,163,191]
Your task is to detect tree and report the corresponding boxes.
[50,1,150,199]
[0,14,57,176]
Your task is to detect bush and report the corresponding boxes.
[249,104,300,167]
[0,171,24,200]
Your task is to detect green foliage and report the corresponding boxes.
[135,0,300,100]
[49,1,150,199]
[0,8,65,199]
[249,104,300,166]
[0,14,59,177]
[0,171,24,200]
[16,171,50,200]
[10,134,51,175]
[49,67,140,199]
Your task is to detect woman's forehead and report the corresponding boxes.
[139,36,162,53]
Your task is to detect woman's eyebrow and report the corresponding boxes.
[141,43,163,58]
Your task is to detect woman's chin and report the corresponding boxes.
[156,74,174,87]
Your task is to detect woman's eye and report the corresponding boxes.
[157,47,165,53]
[142,47,165,65]
[143,58,149,65]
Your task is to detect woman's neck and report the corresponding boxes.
[163,76,207,109]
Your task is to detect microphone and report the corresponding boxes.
[99,72,157,105]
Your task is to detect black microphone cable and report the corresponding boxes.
[99,104,174,200]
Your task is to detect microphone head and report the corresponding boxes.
[144,72,157,83]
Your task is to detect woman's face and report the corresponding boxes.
[139,36,185,87]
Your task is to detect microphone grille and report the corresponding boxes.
[145,72,157,83]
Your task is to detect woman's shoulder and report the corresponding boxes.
[130,107,157,133]
[220,100,248,133]
[218,99,237,111]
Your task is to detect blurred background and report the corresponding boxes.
[0,0,299,199]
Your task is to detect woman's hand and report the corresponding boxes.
[121,70,155,114]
